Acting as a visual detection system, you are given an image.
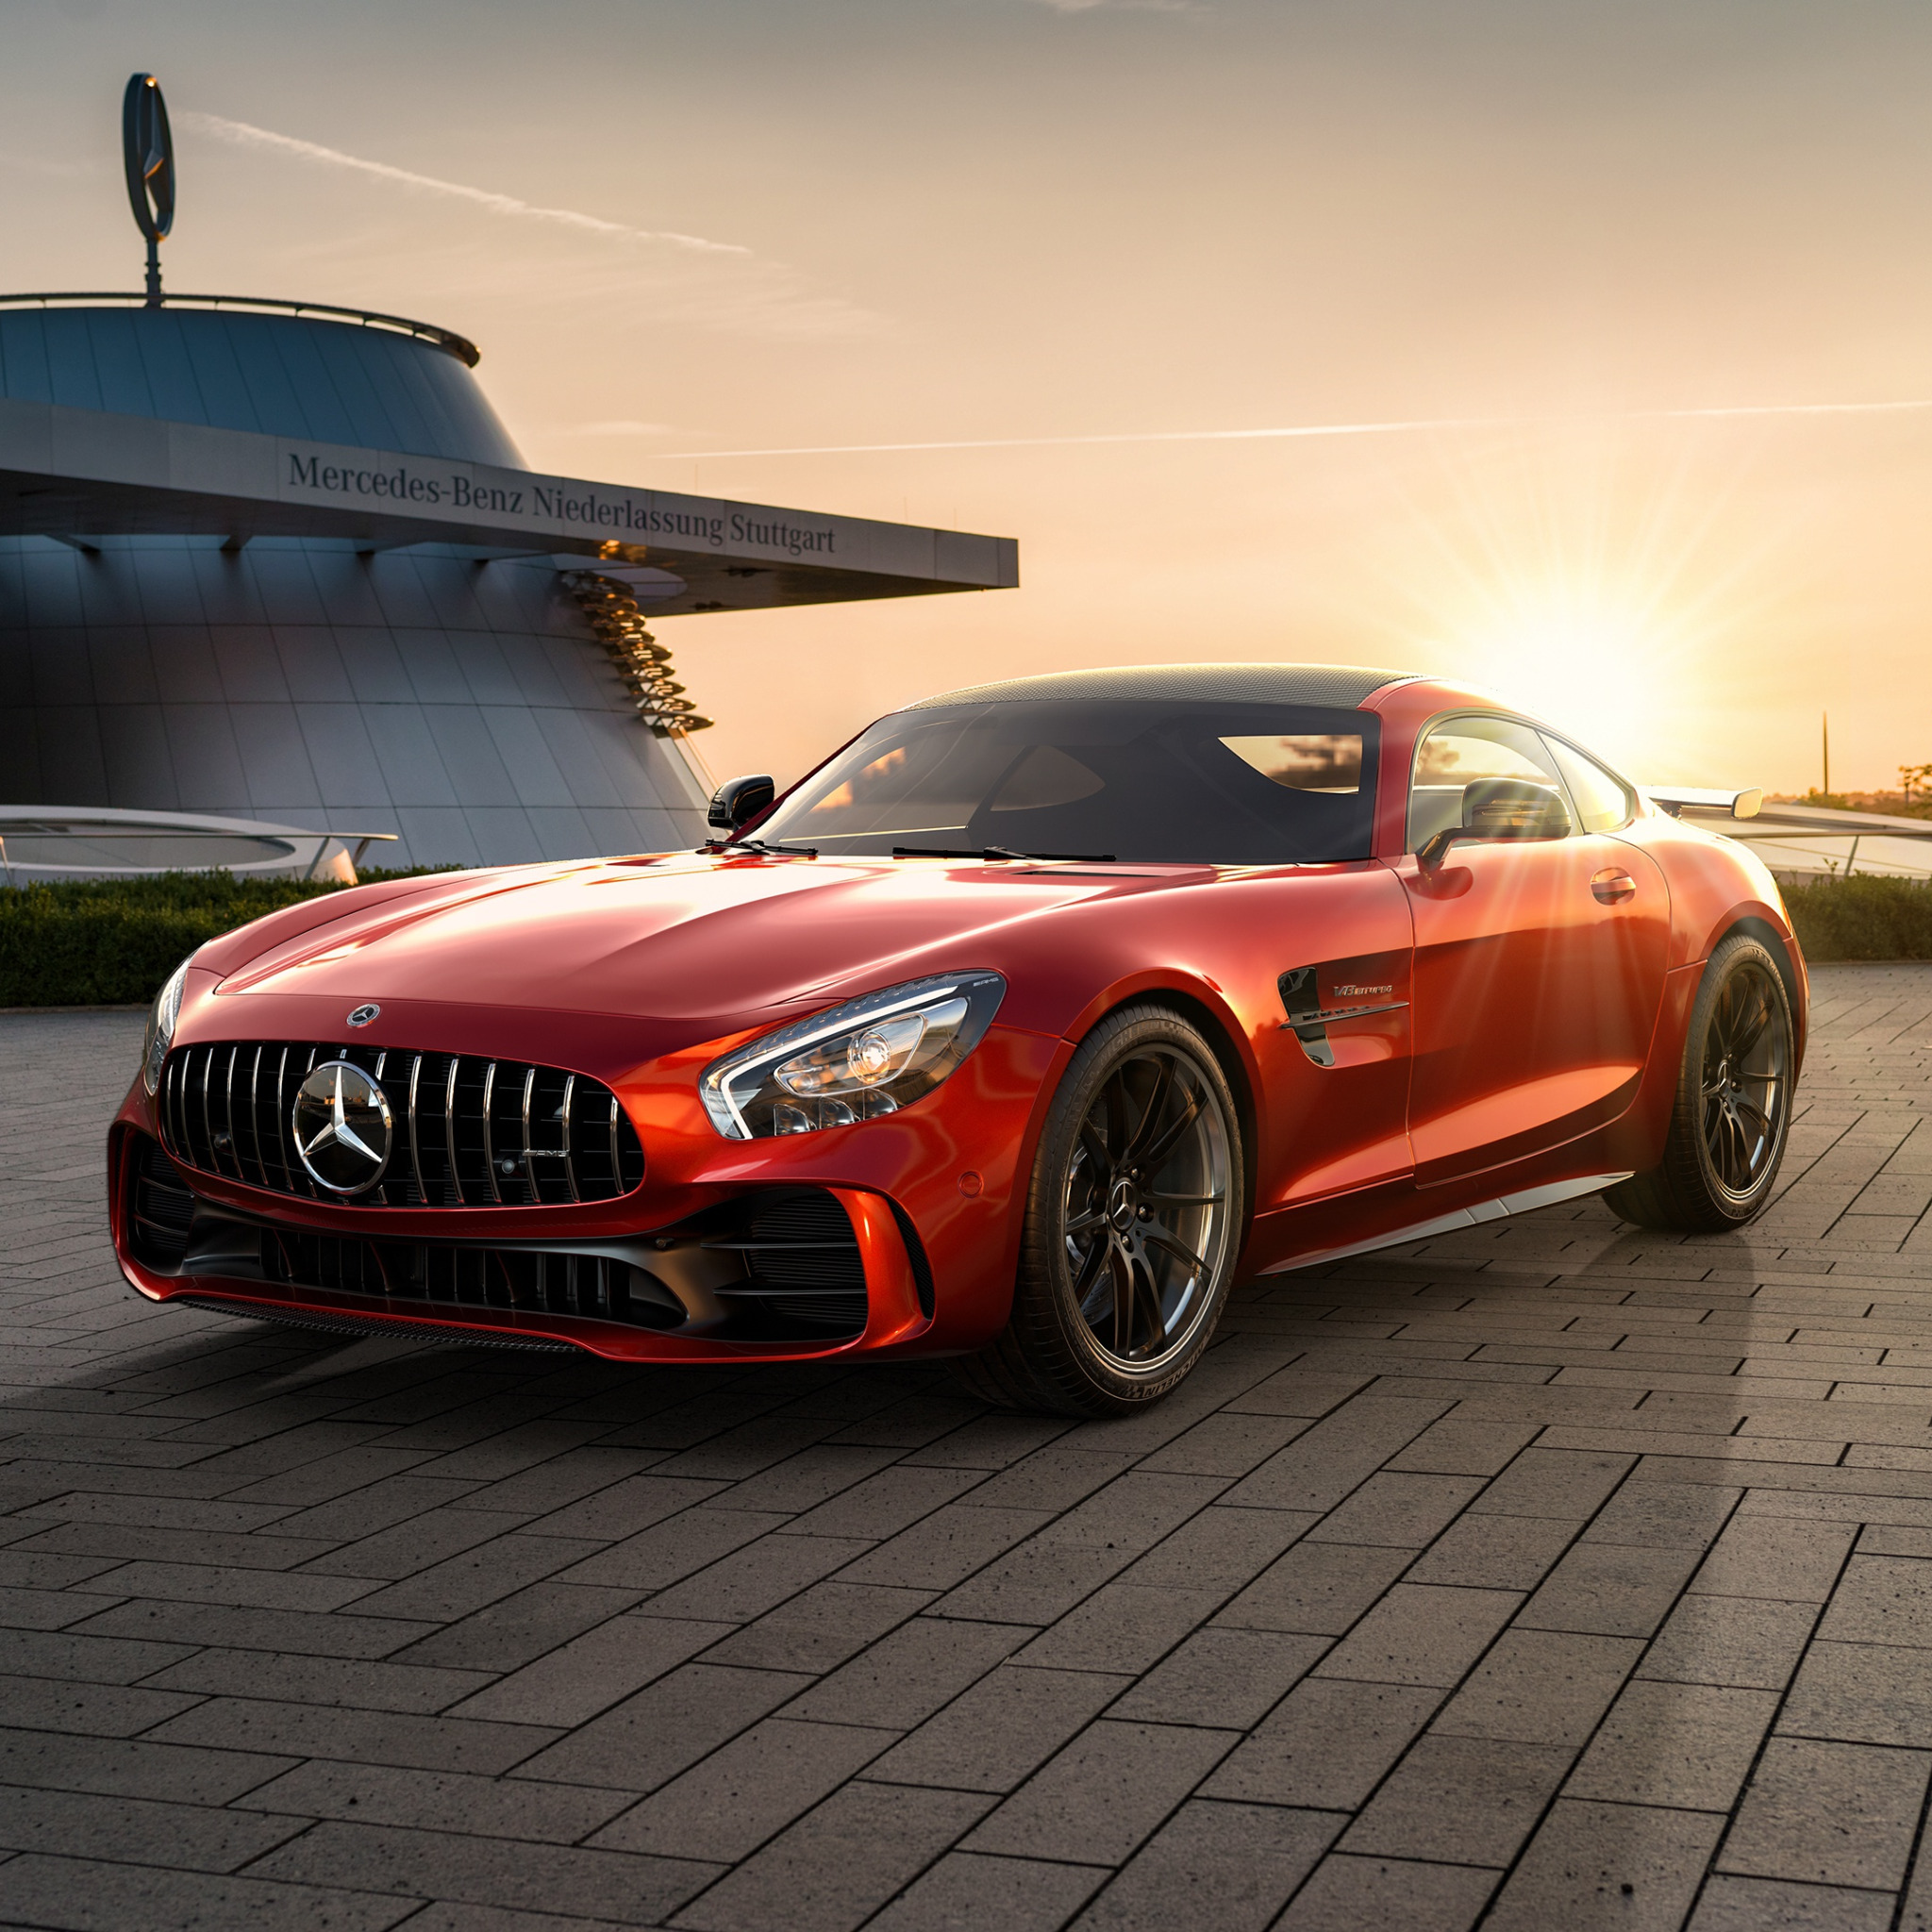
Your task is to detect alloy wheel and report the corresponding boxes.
[1060,1046,1234,1369]
[1699,959,1790,1201]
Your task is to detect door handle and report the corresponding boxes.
[1591,869,1637,905]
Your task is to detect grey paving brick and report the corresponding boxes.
[1274,1854,1498,1931]
[1215,1540,1412,1633]
[962,1718,1235,1863]
[865,1664,1131,1793]
[700,1580,934,1673]
[1120,1503,1316,1592]
[1639,1593,1821,1690]
[1431,1628,1642,1746]
[1780,1640,1932,1746]
[0,1723,296,1804]
[1012,1581,1222,1674]
[1201,1678,1441,1809]
[1109,1626,1329,1729]
[671,1781,992,1932]
[516,1662,815,1791]
[1341,1733,1574,1865]
[515,1475,740,1542]
[590,1717,892,1860]
[1405,1509,1577,1590]
[1312,1583,1523,1686]
[1136,1408,1314,1476]
[0,1624,195,1683]
[1071,1799,1341,1929]
[556,1508,792,1592]
[1719,1736,1930,1890]
[1483,1800,1724,1932]
[1515,1541,1703,1637]
[865,1851,1104,1932]
[1304,1472,1488,1548]
[634,1533,874,1624]
[1689,1516,1857,1601]
[1385,1417,1542,1476]
[250,1819,718,1925]
[1815,1554,1932,1645]
[444,1615,732,1728]
[1221,1368,1374,1418]
[929,1533,1137,1624]
[140,1645,492,1713]
[953,1447,1139,1513]
[783,1617,1032,1730]
[780,1464,988,1541]
[1567,1680,1779,1808]
[143,1695,558,1774]
[1584,1479,1741,1550]
[1689,1874,1896,1931]
[341,1532,606,1621]
[0,1781,308,1872]
[55,1558,374,1612]
[0,1671,202,1737]
[1220,1397,1447,1511]
[394,1581,644,1674]
[236,1758,633,1841]
[68,1595,437,1659]
[0,1853,422,1932]
[1468,1448,1634,1520]
[836,1504,1055,1591]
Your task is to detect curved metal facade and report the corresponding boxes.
[0,307,522,464]
[0,307,708,869]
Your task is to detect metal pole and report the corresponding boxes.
[1823,711,1831,798]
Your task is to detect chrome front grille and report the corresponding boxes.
[157,1041,644,1207]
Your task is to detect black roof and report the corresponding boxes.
[908,662,1417,711]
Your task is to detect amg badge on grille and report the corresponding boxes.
[347,1004,380,1028]
[292,1061,393,1194]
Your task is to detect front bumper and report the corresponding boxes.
[109,1019,1065,1363]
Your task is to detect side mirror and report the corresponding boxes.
[1417,779,1572,872]
[708,774,775,834]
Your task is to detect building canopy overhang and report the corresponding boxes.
[0,394,1018,616]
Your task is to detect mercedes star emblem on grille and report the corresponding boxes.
[292,1061,393,1193]
[347,1004,380,1028]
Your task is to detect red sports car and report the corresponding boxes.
[110,665,1805,1415]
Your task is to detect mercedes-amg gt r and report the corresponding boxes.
[110,664,1805,1415]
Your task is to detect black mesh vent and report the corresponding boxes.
[699,1189,868,1336]
[128,1137,196,1270]
[157,1041,644,1208]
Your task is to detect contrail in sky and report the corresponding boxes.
[180,112,748,256]
[648,398,1932,459]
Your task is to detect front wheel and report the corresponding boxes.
[1605,933,1795,1232]
[956,1005,1243,1417]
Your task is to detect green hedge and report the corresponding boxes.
[0,869,454,1008]
[1781,873,1932,963]
[5,861,1928,1009]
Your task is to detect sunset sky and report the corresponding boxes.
[7,0,1932,794]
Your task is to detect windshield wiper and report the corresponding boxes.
[705,836,818,858]
[891,845,1118,863]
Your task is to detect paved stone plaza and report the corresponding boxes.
[4,965,1932,1930]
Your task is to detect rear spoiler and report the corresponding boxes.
[1644,786,1763,822]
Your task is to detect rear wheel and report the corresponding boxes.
[1605,933,1794,1231]
[955,1005,1242,1417]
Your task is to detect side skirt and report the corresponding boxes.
[1258,1170,1634,1274]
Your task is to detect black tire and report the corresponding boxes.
[1605,932,1795,1232]
[955,1005,1244,1417]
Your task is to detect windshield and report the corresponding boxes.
[757,700,1380,864]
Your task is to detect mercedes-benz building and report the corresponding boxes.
[2,77,1017,873]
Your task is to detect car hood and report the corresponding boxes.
[208,854,1199,1030]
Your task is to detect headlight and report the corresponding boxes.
[700,972,1006,1140]
[141,958,192,1095]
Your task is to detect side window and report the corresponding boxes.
[1407,715,1570,853]
[1542,737,1634,834]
